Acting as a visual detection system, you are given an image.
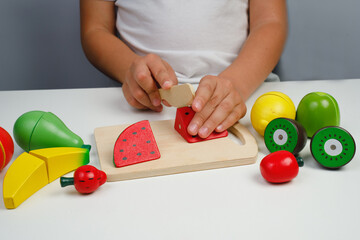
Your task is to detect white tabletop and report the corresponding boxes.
[0,79,359,240]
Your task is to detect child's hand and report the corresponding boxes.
[187,75,247,138]
[122,54,178,111]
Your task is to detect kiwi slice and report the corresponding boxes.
[310,126,356,168]
[264,118,307,155]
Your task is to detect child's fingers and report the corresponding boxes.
[188,76,246,138]
[122,82,147,110]
[146,54,177,89]
[128,71,162,112]
[191,76,217,112]
[133,62,162,107]
[215,104,246,132]
[197,97,234,138]
[188,76,221,136]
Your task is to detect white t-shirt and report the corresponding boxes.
[112,0,249,83]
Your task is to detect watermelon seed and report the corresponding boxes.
[185,112,189,115]
[137,153,142,156]
[123,157,127,160]
[146,140,151,143]
[120,149,124,152]
[133,132,137,135]
[123,139,127,142]
[150,151,155,154]
[133,144,136,147]
[141,127,146,130]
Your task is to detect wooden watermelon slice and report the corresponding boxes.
[175,107,228,143]
[113,120,160,168]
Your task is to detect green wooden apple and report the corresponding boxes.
[296,92,340,138]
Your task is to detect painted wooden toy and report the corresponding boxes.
[0,127,14,171]
[260,150,301,183]
[251,91,296,136]
[13,110,90,152]
[296,92,340,138]
[60,165,107,194]
[158,83,195,108]
[3,146,90,209]
[94,83,258,181]
[264,118,307,155]
[113,120,160,168]
[95,120,258,181]
[310,126,356,169]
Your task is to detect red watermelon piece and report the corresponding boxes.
[174,107,228,143]
[113,120,160,168]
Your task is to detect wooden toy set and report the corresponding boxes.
[94,84,258,181]
[251,91,356,183]
[1,84,357,209]
[1,111,100,209]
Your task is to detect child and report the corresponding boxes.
[80,0,287,138]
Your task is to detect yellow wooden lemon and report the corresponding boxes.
[251,91,296,136]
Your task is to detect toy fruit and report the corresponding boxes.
[13,111,88,152]
[296,92,340,138]
[310,126,356,169]
[3,146,90,209]
[260,150,300,183]
[60,165,107,194]
[3,152,48,209]
[30,147,90,182]
[113,120,161,168]
[174,107,228,143]
[251,91,296,136]
[264,118,307,155]
[0,127,14,171]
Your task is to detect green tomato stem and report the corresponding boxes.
[60,177,75,187]
[295,155,304,167]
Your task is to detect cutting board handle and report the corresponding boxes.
[228,122,257,147]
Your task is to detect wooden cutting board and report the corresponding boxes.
[94,120,258,181]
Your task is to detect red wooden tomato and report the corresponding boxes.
[260,150,299,183]
[0,127,14,171]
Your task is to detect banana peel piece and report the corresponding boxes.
[3,147,90,209]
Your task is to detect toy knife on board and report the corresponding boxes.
[159,83,195,108]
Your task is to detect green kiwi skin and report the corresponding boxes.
[310,126,356,169]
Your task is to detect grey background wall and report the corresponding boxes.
[278,0,360,81]
[1,0,359,90]
[0,0,120,90]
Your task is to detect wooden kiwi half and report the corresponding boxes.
[264,118,307,155]
[310,126,356,168]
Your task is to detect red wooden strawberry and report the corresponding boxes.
[60,165,107,194]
